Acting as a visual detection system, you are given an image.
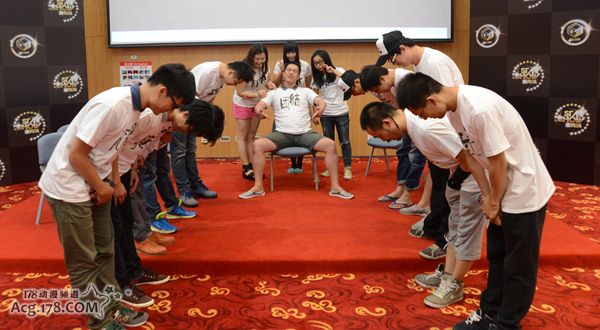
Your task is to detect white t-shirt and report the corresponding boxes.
[118,109,170,175]
[261,86,318,135]
[273,59,312,86]
[310,67,348,116]
[448,85,555,212]
[415,47,464,86]
[38,87,141,202]
[371,68,412,108]
[192,61,223,102]
[405,111,479,192]
[233,66,270,108]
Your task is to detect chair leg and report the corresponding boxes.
[35,192,45,225]
[312,152,318,191]
[383,149,390,171]
[365,147,375,176]
[270,153,274,192]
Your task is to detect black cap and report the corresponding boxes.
[375,30,413,66]
[337,70,359,101]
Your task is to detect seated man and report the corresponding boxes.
[239,61,353,200]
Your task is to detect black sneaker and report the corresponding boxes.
[120,285,154,308]
[112,306,149,328]
[453,308,494,330]
[133,267,170,286]
[192,183,217,199]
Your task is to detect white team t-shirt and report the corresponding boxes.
[405,111,479,192]
[415,47,464,86]
[273,59,312,86]
[233,67,270,108]
[192,61,223,102]
[371,68,412,108]
[118,109,170,175]
[38,87,141,202]
[261,86,318,135]
[448,85,555,212]
[310,67,348,116]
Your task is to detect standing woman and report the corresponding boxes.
[272,41,312,174]
[233,44,274,180]
[310,49,352,180]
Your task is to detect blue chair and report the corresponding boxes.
[57,124,69,133]
[269,147,318,192]
[365,137,403,176]
[35,131,64,225]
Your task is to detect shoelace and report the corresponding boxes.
[465,310,483,324]
[433,279,458,298]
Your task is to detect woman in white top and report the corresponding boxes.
[310,49,352,180]
[272,41,312,174]
[233,44,275,180]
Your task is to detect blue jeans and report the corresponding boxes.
[140,146,178,219]
[321,114,352,167]
[396,134,426,190]
[170,131,205,195]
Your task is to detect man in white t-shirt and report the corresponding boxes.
[397,72,555,330]
[239,61,353,200]
[38,64,195,329]
[170,61,253,207]
[360,101,491,310]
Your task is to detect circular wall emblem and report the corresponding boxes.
[523,0,544,10]
[511,60,545,92]
[53,70,83,99]
[13,111,47,141]
[48,0,79,23]
[560,19,591,46]
[0,159,5,182]
[475,24,501,49]
[553,103,591,136]
[9,34,38,59]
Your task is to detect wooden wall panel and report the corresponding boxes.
[84,0,470,158]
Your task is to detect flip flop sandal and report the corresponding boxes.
[378,195,399,202]
[388,200,414,210]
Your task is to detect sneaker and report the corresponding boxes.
[329,189,354,200]
[133,267,170,286]
[239,190,266,199]
[321,170,330,177]
[111,306,149,328]
[453,308,494,330]
[135,239,167,256]
[287,167,294,174]
[409,227,436,240]
[192,183,217,199]
[179,192,198,207]
[400,204,431,216]
[415,263,446,289]
[420,244,447,260]
[411,216,426,230]
[293,168,303,174]
[148,231,175,246]
[150,219,177,234]
[120,285,154,308]
[343,167,352,180]
[165,203,196,219]
[242,168,255,180]
[102,320,124,330]
[424,274,464,308]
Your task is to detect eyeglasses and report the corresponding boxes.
[169,95,181,109]
[388,53,398,64]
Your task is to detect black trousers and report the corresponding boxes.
[480,205,547,330]
[111,170,143,289]
[423,162,450,248]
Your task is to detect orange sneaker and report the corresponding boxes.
[148,231,175,246]
[135,239,167,255]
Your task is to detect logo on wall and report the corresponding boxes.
[9,34,39,59]
[53,70,84,99]
[553,103,591,136]
[475,24,501,48]
[522,0,544,10]
[560,19,592,46]
[12,111,47,141]
[0,159,5,183]
[48,0,79,23]
[511,60,545,92]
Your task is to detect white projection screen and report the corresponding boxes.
[107,0,453,47]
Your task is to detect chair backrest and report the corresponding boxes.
[37,132,64,167]
[57,124,69,133]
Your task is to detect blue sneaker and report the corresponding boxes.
[192,183,217,199]
[287,167,294,174]
[150,219,177,234]
[293,168,303,174]
[165,204,196,219]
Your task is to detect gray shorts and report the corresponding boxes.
[265,130,323,151]
[445,186,488,261]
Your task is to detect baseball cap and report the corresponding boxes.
[375,30,412,66]
[337,70,359,101]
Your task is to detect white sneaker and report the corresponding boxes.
[424,274,463,308]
